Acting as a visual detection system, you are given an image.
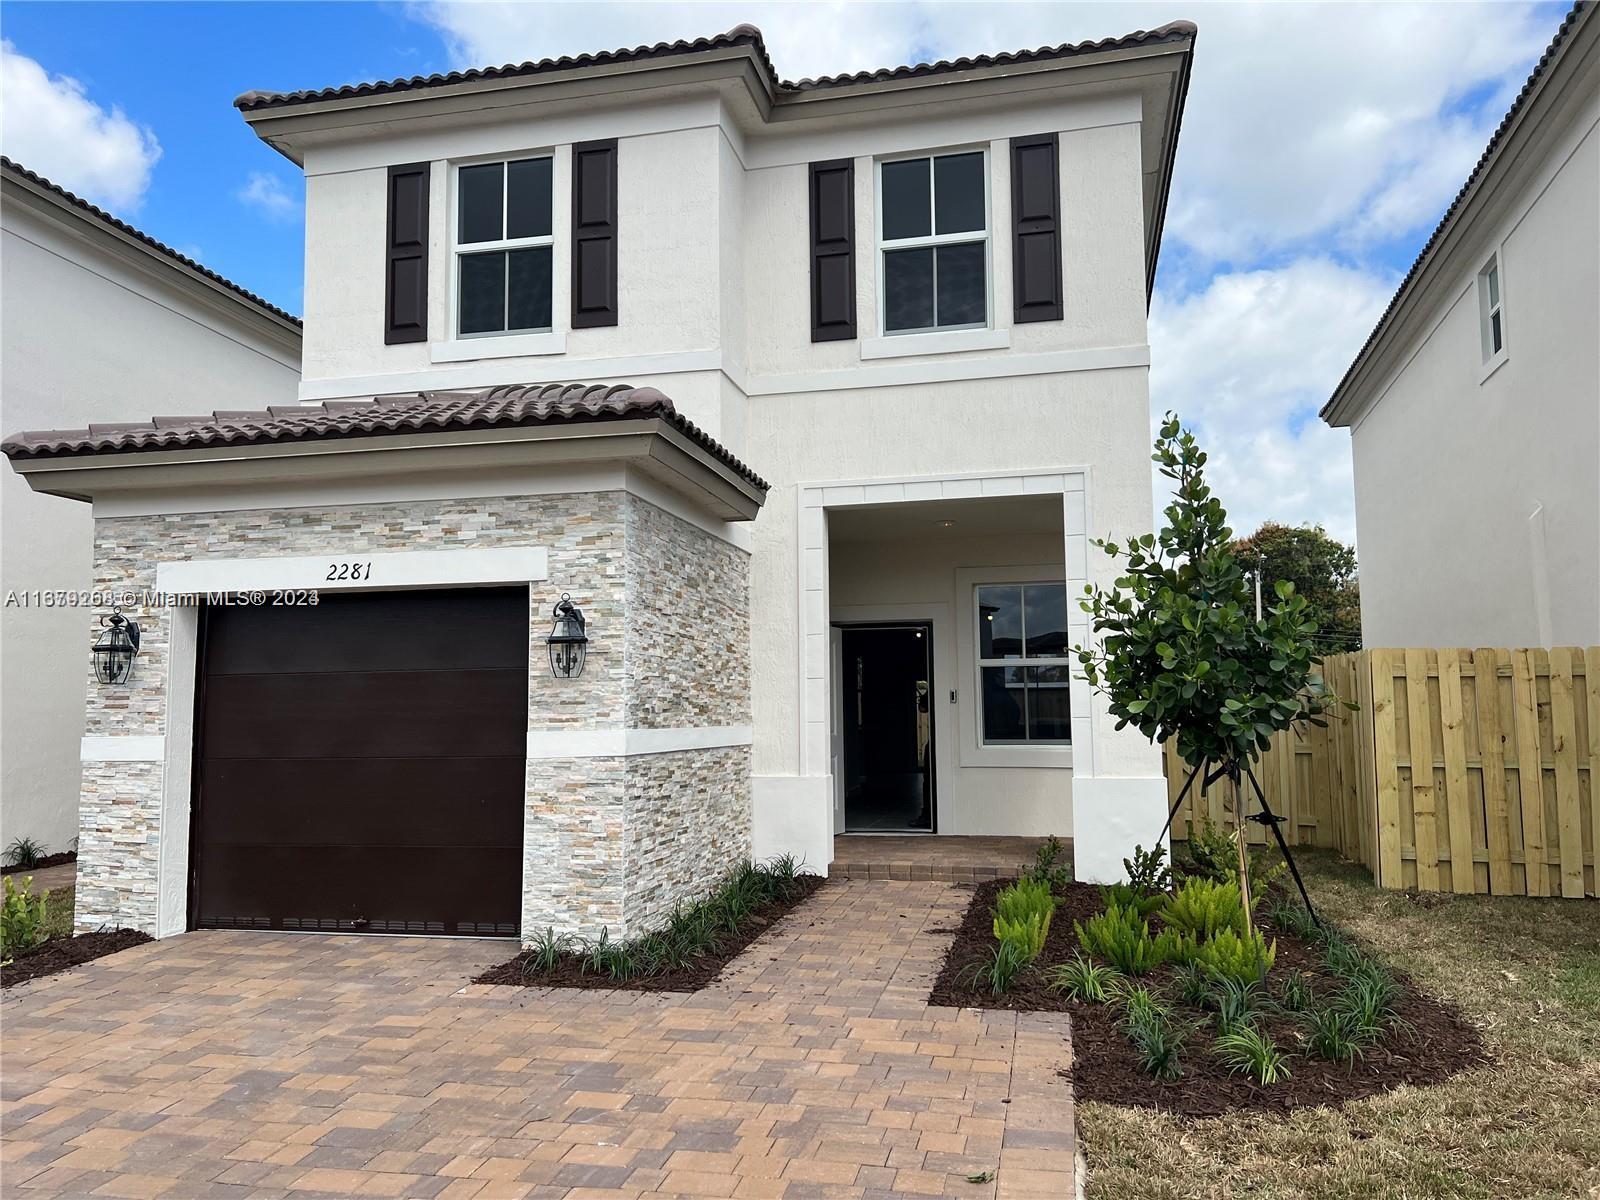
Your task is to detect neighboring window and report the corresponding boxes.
[455,157,553,337]
[878,150,989,334]
[1478,254,1504,362]
[975,582,1071,744]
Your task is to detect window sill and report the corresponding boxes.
[1479,349,1509,384]
[431,330,566,364]
[961,742,1074,770]
[860,327,1009,361]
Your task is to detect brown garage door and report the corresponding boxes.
[190,588,527,937]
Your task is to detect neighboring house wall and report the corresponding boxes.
[0,190,300,856]
[1348,89,1599,648]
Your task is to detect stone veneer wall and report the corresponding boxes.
[77,489,750,940]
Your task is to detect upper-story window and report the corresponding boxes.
[455,157,553,337]
[1477,253,1505,365]
[878,150,989,334]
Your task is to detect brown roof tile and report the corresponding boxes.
[1,157,302,328]
[1,382,768,490]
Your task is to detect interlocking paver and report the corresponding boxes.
[2,880,1076,1198]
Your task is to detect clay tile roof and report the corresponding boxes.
[1323,1,1592,420]
[233,21,1195,111]
[1,382,768,491]
[1,157,302,328]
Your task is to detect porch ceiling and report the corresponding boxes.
[827,494,1064,542]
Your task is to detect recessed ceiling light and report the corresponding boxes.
[939,520,957,528]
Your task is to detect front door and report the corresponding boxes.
[839,624,935,832]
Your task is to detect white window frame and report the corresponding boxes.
[1477,251,1508,377]
[972,580,1073,748]
[875,146,992,337]
[451,154,556,341]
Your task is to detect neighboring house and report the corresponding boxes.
[0,158,301,858]
[2,22,1196,940]
[1322,2,1599,649]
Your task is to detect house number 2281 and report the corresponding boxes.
[326,562,373,581]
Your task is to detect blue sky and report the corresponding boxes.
[0,1,1567,540]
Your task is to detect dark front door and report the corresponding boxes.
[190,588,527,937]
[840,624,935,832]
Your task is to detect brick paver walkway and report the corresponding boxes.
[1,880,1076,1199]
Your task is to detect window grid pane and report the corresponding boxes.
[458,163,504,244]
[506,157,553,240]
[934,152,985,234]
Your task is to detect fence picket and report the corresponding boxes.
[1511,648,1549,897]
[1548,647,1584,899]
[1475,648,1514,894]
[1438,649,1475,894]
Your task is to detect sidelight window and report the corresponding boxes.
[975,582,1071,744]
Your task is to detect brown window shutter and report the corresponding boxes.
[384,162,430,345]
[809,159,856,342]
[1010,134,1062,323]
[571,139,618,328]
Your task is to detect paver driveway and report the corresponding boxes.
[1,880,1076,1199]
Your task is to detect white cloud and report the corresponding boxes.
[1148,258,1397,544]
[237,170,301,221]
[0,40,161,211]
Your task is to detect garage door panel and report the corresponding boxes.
[199,759,524,847]
[195,844,523,935]
[192,587,527,937]
[200,669,528,759]
[204,589,530,675]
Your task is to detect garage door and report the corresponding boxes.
[190,588,527,937]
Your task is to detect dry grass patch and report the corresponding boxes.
[1078,851,1600,1200]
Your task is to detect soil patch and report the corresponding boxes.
[2,851,77,876]
[1,929,151,989]
[930,878,1487,1117]
[475,874,826,992]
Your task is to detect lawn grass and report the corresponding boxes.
[1078,850,1600,1200]
[42,884,74,940]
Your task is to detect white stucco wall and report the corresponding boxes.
[1349,105,1599,648]
[1,201,300,855]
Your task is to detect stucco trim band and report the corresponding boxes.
[81,735,166,762]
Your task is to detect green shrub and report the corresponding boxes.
[1076,903,1182,975]
[962,938,1032,995]
[1047,953,1121,1003]
[1210,976,1261,1035]
[1099,883,1165,918]
[993,878,1055,961]
[1028,835,1072,889]
[1334,974,1406,1042]
[1161,876,1247,942]
[1265,895,1319,940]
[1191,926,1276,985]
[1123,843,1172,895]
[1180,819,1239,884]
[3,837,46,871]
[994,912,1050,961]
[1173,960,1213,1007]
[1,877,48,964]
[1125,1010,1187,1080]
[520,927,573,976]
[1214,1025,1291,1084]
[1275,969,1316,1013]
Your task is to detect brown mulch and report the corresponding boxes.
[474,875,827,992]
[929,878,1488,1117]
[2,851,76,876]
[1,929,152,989]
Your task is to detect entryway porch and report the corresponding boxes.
[829,834,1068,882]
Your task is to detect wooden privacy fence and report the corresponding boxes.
[1165,647,1599,898]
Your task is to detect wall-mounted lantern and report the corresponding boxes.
[545,593,588,679]
[92,607,141,685]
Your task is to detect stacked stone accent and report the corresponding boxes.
[77,489,751,940]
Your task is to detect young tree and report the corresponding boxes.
[1234,521,1361,651]
[1075,415,1341,924]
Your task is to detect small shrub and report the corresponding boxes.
[994,912,1050,961]
[1075,903,1179,976]
[1214,1025,1291,1084]
[580,928,640,980]
[1265,895,1319,940]
[1047,953,1120,1003]
[1173,960,1213,1008]
[1301,1005,1367,1064]
[1334,974,1407,1042]
[1191,926,1276,985]
[1161,876,1247,942]
[962,938,1031,995]
[995,877,1056,925]
[1116,984,1172,1029]
[1210,976,1261,1035]
[1126,1010,1187,1081]
[1180,819,1239,884]
[1099,882,1165,918]
[520,927,572,976]
[3,837,46,871]
[1123,843,1172,895]
[1248,851,1287,908]
[1029,835,1073,889]
[1,878,49,964]
[765,853,804,895]
[1275,969,1315,1013]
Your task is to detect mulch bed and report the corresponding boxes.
[929,878,1488,1117]
[474,875,827,992]
[1,929,152,989]
[2,851,76,876]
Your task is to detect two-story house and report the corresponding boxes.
[3,22,1196,942]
